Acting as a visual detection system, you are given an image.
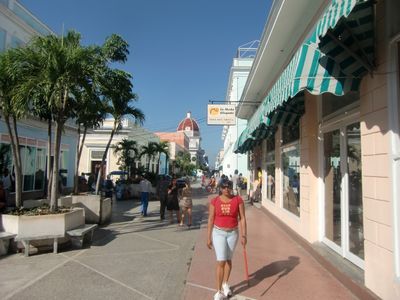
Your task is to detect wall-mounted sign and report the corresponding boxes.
[207,104,236,125]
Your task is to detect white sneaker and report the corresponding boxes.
[222,282,232,297]
[213,291,225,300]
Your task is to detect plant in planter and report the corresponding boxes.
[1,205,85,254]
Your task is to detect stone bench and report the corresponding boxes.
[66,224,98,248]
[0,232,17,255]
[15,234,64,257]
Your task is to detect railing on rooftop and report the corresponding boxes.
[236,40,259,58]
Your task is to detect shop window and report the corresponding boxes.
[23,146,36,191]
[282,123,300,145]
[0,143,12,176]
[266,150,275,203]
[281,144,300,216]
[322,92,360,119]
[34,148,46,190]
[266,137,275,202]
[60,150,69,187]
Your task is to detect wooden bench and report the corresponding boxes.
[0,232,17,255]
[15,234,64,257]
[66,224,98,248]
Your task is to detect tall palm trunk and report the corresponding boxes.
[156,153,161,175]
[4,115,22,208]
[50,119,63,211]
[74,125,87,194]
[95,119,117,194]
[46,119,52,199]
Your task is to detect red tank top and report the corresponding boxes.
[211,196,243,228]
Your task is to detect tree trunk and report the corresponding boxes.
[50,120,63,211]
[74,126,87,194]
[46,119,52,200]
[4,115,22,208]
[95,120,117,194]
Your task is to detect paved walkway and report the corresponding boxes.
[0,187,378,299]
[183,196,360,300]
[0,187,209,300]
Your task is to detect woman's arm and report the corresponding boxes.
[238,202,247,246]
[207,203,215,249]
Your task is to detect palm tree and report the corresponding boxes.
[175,151,196,176]
[114,139,139,176]
[73,92,107,194]
[11,31,103,211]
[153,141,169,175]
[0,49,27,208]
[94,69,144,194]
[139,142,158,173]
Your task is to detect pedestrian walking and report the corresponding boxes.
[139,175,151,216]
[157,175,170,220]
[207,179,247,300]
[179,178,193,228]
[167,177,181,224]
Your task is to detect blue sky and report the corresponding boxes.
[20,0,271,167]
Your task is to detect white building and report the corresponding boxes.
[177,112,206,166]
[218,41,257,179]
[0,0,79,200]
[79,118,162,176]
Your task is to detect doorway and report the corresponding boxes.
[323,122,364,268]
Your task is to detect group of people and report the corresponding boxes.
[156,175,193,227]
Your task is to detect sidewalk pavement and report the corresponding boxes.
[183,197,362,300]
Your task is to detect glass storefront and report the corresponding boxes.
[281,121,300,216]
[282,144,300,216]
[266,151,275,202]
[0,142,47,192]
[347,123,364,259]
[324,129,341,246]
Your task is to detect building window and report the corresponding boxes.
[34,148,46,190]
[91,150,104,160]
[22,146,36,191]
[0,0,9,8]
[0,27,6,52]
[10,35,23,48]
[281,122,300,216]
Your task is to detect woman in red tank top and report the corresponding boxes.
[207,180,247,300]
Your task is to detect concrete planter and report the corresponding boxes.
[23,196,73,209]
[0,208,85,251]
[72,195,111,224]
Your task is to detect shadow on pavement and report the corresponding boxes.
[232,255,300,296]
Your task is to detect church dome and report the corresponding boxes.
[177,112,200,132]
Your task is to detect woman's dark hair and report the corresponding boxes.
[221,180,233,188]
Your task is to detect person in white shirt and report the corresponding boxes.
[139,176,151,216]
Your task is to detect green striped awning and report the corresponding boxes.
[234,0,373,154]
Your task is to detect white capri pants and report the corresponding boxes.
[212,227,239,261]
